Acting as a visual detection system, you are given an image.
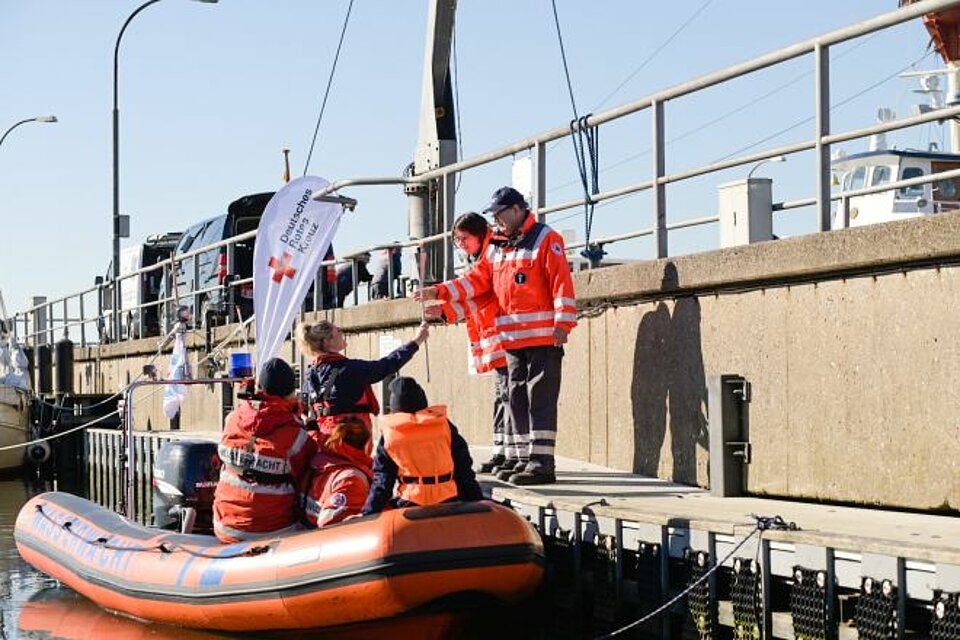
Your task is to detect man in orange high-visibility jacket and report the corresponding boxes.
[362,377,483,514]
[418,186,577,485]
[213,358,316,543]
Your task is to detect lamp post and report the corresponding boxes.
[0,116,57,149]
[746,155,786,179]
[111,0,217,341]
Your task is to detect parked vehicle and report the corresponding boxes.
[166,192,270,330]
[97,232,182,341]
[166,192,336,330]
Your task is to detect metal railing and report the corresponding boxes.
[9,0,960,348]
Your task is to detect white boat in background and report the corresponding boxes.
[0,290,30,472]
[833,2,960,229]
[831,147,960,229]
[0,384,28,472]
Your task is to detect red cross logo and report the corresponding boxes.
[268,252,297,283]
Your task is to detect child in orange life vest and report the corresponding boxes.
[213,358,316,543]
[362,377,484,515]
[301,416,373,528]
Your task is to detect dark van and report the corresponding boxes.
[169,192,271,328]
[168,192,336,329]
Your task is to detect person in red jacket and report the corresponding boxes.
[301,415,373,528]
[425,211,509,474]
[213,358,316,543]
[417,186,577,485]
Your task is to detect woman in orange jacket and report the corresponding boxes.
[301,415,373,528]
[425,212,509,474]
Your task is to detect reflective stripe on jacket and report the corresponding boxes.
[213,397,316,543]
[439,230,506,373]
[302,443,373,528]
[436,213,577,351]
[380,406,457,506]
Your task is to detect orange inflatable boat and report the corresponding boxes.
[18,586,499,640]
[15,492,543,632]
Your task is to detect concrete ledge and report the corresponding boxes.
[576,211,960,305]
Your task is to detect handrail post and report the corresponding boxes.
[387,253,396,299]
[652,99,667,258]
[193,255,200,329]
[160,262,169,336]
[535,141,547,224]
[352,262,359,307]
[124,380,137,518]
[79,294,86,347]
[443,176,455,281]
[815,42,832,232]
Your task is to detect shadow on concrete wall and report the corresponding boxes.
[630,263,708,484]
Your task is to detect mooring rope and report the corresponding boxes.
[2,315,256,453]
[549,0,604,265]
[33,503,271,559]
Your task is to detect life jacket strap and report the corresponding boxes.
[399,472,453,485]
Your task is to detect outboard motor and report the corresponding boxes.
[152,439,220,534]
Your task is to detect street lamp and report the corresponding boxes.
[0,116,58,149]
[111,0,218,340]
[747,155,786,179]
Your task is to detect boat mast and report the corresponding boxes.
[407,0,458,283]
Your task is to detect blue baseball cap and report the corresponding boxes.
[483,186,527,215]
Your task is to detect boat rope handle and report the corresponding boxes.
[34,504,272,559]
[594,513,798,640]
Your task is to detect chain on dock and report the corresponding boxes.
[594,514,799,640]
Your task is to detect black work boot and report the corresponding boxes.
[493,459,523,481]
[508,461,556,486]
[477,454,506,474]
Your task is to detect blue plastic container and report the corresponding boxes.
[228,352,253,378]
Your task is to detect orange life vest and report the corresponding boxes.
[381,406,457,506]
[213,397,316,543]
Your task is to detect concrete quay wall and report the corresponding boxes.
[72,212,960,512]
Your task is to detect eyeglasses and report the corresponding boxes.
[452,233,471,247]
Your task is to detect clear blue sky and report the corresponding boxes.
[0,0,940,314]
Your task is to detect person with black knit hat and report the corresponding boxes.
[361,376,483,515]
[213,357,317,543]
